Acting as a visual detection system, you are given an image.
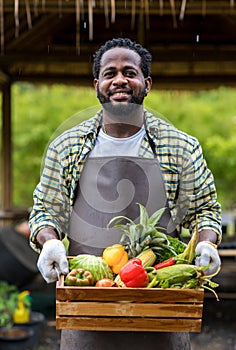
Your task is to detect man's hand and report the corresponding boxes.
[195,241,221,276]
[37,239,69,283]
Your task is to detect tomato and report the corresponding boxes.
[95,278,118,287]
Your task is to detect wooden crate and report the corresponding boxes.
[56,275,204,332]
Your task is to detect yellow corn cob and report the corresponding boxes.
[136,248,156,267]
[114,248,156,287]
[114,274,126,287]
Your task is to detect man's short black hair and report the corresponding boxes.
[93,38,152,79]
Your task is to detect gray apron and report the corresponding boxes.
[61,156,190,350]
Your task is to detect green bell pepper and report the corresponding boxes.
[65,268,94,286]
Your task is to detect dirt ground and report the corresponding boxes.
[33,296,236,350]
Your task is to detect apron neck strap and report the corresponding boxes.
[145,128,157,157]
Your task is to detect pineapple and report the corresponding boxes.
[108,203,177,259]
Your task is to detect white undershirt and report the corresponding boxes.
[89,126,146,158]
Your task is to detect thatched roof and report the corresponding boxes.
[0,0,235,89]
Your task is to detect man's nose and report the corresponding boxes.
[112,73,128,85]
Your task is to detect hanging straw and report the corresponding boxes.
[42,0,46,12]
[111,0,115,23]
[25,0,32,29]
[14,0,19,37]
[88,0,93,40]
[58,0,62,18]
[144,0,150,30]
[104,0,109,28]
[131,0,136,30]
[230,0,234,13]
[76,0,80,54]
[179,0,186,20]
[80,0,84,21]
[169,0,177,28]
[159,0,164,16]
[33,0,38,17]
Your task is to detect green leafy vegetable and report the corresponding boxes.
[69,254,114,283]
[155,236,186,263]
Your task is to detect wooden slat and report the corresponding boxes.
[56,276,204,303]
[56,302,202,318]
[56,301,203,318]
[56,284,204,303]
[56,316,202,332]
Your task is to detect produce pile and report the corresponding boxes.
[65,204,219,297]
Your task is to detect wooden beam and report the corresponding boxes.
[6,13,61,50]
[0,70,10,85]
[2,1,235,16]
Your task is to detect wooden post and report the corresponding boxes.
[1,81,12,212]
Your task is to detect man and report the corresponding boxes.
[29,38,221,349]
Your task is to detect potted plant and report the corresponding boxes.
[0,281,34,349]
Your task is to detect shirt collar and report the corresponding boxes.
[77,110,103,137]
[144,109,160,137]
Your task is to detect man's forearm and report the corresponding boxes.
[198,229,218,245]
[36,228,59,247]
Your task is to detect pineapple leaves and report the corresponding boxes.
[148,207,166,227]
[107,215,134,229]
[137,204,166,229]
[138,203,149,227]
[106,203,170,258]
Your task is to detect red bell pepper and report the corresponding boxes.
[119,258,149,288]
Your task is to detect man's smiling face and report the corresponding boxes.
[94,47,151,117]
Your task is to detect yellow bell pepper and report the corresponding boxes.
[102,244,128,274]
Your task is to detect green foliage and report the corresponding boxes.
[0,281,19,328]
[5,83,236,211]
[0,282,32,328]
[145,87,236,210]
[205,135,236,209]
[11,83,99,208]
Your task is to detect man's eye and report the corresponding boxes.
[103,72,114,78]
[125,71,136,77]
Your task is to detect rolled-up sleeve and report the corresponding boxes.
[180,140,222,243]
[29,143,71,253]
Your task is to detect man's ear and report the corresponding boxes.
[93,79,98,90]
[145,77,152,94]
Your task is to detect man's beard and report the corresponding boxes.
[96,86,146,119]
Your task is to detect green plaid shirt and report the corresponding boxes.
[29,110,221,252]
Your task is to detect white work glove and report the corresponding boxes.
[37,239,69,283]
[195,241,221,276]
